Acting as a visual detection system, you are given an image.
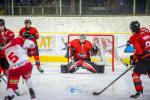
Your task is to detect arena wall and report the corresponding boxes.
[1,16,150,63]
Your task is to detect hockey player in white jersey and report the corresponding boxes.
[3,35,36,100]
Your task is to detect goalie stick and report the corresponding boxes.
[61,37,68,50]
[93,65,134,95]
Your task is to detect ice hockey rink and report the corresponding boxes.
[0,62,150,100]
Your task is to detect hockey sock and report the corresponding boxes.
[7,88,15,97]
[25,78,33,89]
[132,72,143,91]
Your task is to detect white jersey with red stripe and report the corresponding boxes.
[4,37,35,68]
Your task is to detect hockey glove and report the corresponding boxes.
[22,32,34,39]
[126,41,131,46]
[130,55,138,66]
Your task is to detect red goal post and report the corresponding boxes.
[68,34,115,72]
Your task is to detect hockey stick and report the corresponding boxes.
[0,74,7,84]
[0,73,5,79]
[93,65,134,95]
[117,44,127,48]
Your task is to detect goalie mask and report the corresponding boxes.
[79,34,86,43]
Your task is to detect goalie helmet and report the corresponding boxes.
[0,19,5,26]
[79,34,86,43]
[130,21,140,33]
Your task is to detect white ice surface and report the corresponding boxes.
[0,62,150,100]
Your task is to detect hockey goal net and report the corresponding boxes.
[68,34,115,72]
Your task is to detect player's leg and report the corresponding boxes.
[82,61,105,73]
[147,63,150,78]
[4,69,21,100]
[130,72,143,98]
[26,78,36,99]
[1,58,9,76]
[22,62,36,99]
[0,66,2,83]
[34,46,44,73]
[148,72,150,78]
[0,58,9,84]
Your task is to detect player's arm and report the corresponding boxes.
[4,30,15,44]
[67,42,74,58]
[23,39,35,49]
[32,28,39,39]
[130,39,142,64]
[19,28,24,37]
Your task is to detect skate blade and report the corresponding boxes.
[31,97,36,100]
[130,96,144,100]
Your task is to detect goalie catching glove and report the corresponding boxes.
[22,32,34,39]
[91,45,99,56]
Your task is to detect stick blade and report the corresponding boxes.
[93,92,100,95]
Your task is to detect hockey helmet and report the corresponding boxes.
[24,19,32,24]
[79,34,86,43]
[0,19,5,26]
[130,21,140,33]
[79,34,86,40]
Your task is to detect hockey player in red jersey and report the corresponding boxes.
[0,19,15,76]
[19,19,44,73]
[129,21,150,99]
[61,34,104,73]
[3,36,36,100]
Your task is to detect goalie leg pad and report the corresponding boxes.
[61,64,68,73]
[67,62,77,73]
[61,63,77,73]
[84,61,105,73]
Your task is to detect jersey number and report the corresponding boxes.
[8,52,19,63]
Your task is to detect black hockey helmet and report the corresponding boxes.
[130,21,140,33]
[24,19,32,24]
[0,19,5,26]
